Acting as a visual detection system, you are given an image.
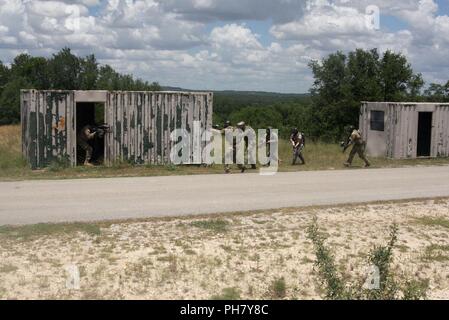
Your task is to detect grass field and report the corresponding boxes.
[1,125,449,181]
[1,198,448,300]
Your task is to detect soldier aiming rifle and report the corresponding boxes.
[77,124,111,166]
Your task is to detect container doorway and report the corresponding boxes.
[417,112,433,157]
[76,102,106,166]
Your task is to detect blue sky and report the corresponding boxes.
[1,0,449,93]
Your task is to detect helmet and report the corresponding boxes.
[237,121,246,128]
[212,124,220,130]
[292,127,299,135]
[224,120,231,128]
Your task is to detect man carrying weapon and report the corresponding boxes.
[290,128,306,165]
[237,121,257,170]
[77,124,110,166]
[341,126,371,168]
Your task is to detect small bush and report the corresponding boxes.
[0,264,18,273]
[306,218,428,300]
[422,244,449,262]
[191,219,229,233]
[270,277,287,299]
[306,217,347,299]
[0,222,101,241]
[165,164,178,171]
[48,158,70,172]
[415,217,449,229]
[211,287,241,300]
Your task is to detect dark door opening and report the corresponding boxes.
[417,112,432,157]
[76,102,106,166]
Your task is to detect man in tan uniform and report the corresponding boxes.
[290,128,305,165]
[222,121,245,174]
[343,127,371,168]
[77,125,97,166]
[237,121,257,170]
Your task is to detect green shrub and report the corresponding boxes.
[191,219,229,233]
[211,287,241,300]
[48,157,70,172]
[306,218,348,299]
[270,277,287,299]
[307,218,428,300]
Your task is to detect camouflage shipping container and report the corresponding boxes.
[21,90,213,169]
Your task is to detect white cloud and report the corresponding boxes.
[0,0,448,92]
[210,24,262,49]
[156,0,305,23]
[270,4,374,39]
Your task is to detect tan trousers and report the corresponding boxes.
[78,140,93,164]
[347,143,370,166]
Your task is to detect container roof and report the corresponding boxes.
[362,101,449,105]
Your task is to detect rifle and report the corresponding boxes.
[340,135,351,153]
[293,142,305,155]
[93,124,111,139]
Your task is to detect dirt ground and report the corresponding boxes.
[0,198,448,300]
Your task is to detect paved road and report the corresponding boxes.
[1,166,449,225]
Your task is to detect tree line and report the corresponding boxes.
[0,48,160,125]
[215,48,449,141]
[1,47,449,140]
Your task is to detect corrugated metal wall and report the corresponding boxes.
[104,91,213,165]
[434,105,449,157]
[21,90,213,169]
[21,90,76,169]
[361,102,449,159]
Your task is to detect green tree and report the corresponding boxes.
[407,74,425,101]
[229,105,283,131]
[380,50,414,101]
[0,60,10,94]
[48,47,81,89]
[145,81,162,91]
[0,49,160,124]
[309,49,423,140]
[10,54,49,89]
[309,51,354,140]
[96,65,120,90]
[0,77,30,125]
[309,51,349,104]
[424,81,449,102]
[347,49,382,102]
[79,54,98,90]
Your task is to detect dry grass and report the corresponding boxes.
[1,198,448,300]
[1,124,449,181]
[0,125,27,173]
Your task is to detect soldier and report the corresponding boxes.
[290,128,306,165]
[265,127,279,166]
[207,124,222,167]
[342,126,371,168]
[237,121,257,170]
[77,124,97,167]
[222,121,245,174]
[222,121,235,173]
